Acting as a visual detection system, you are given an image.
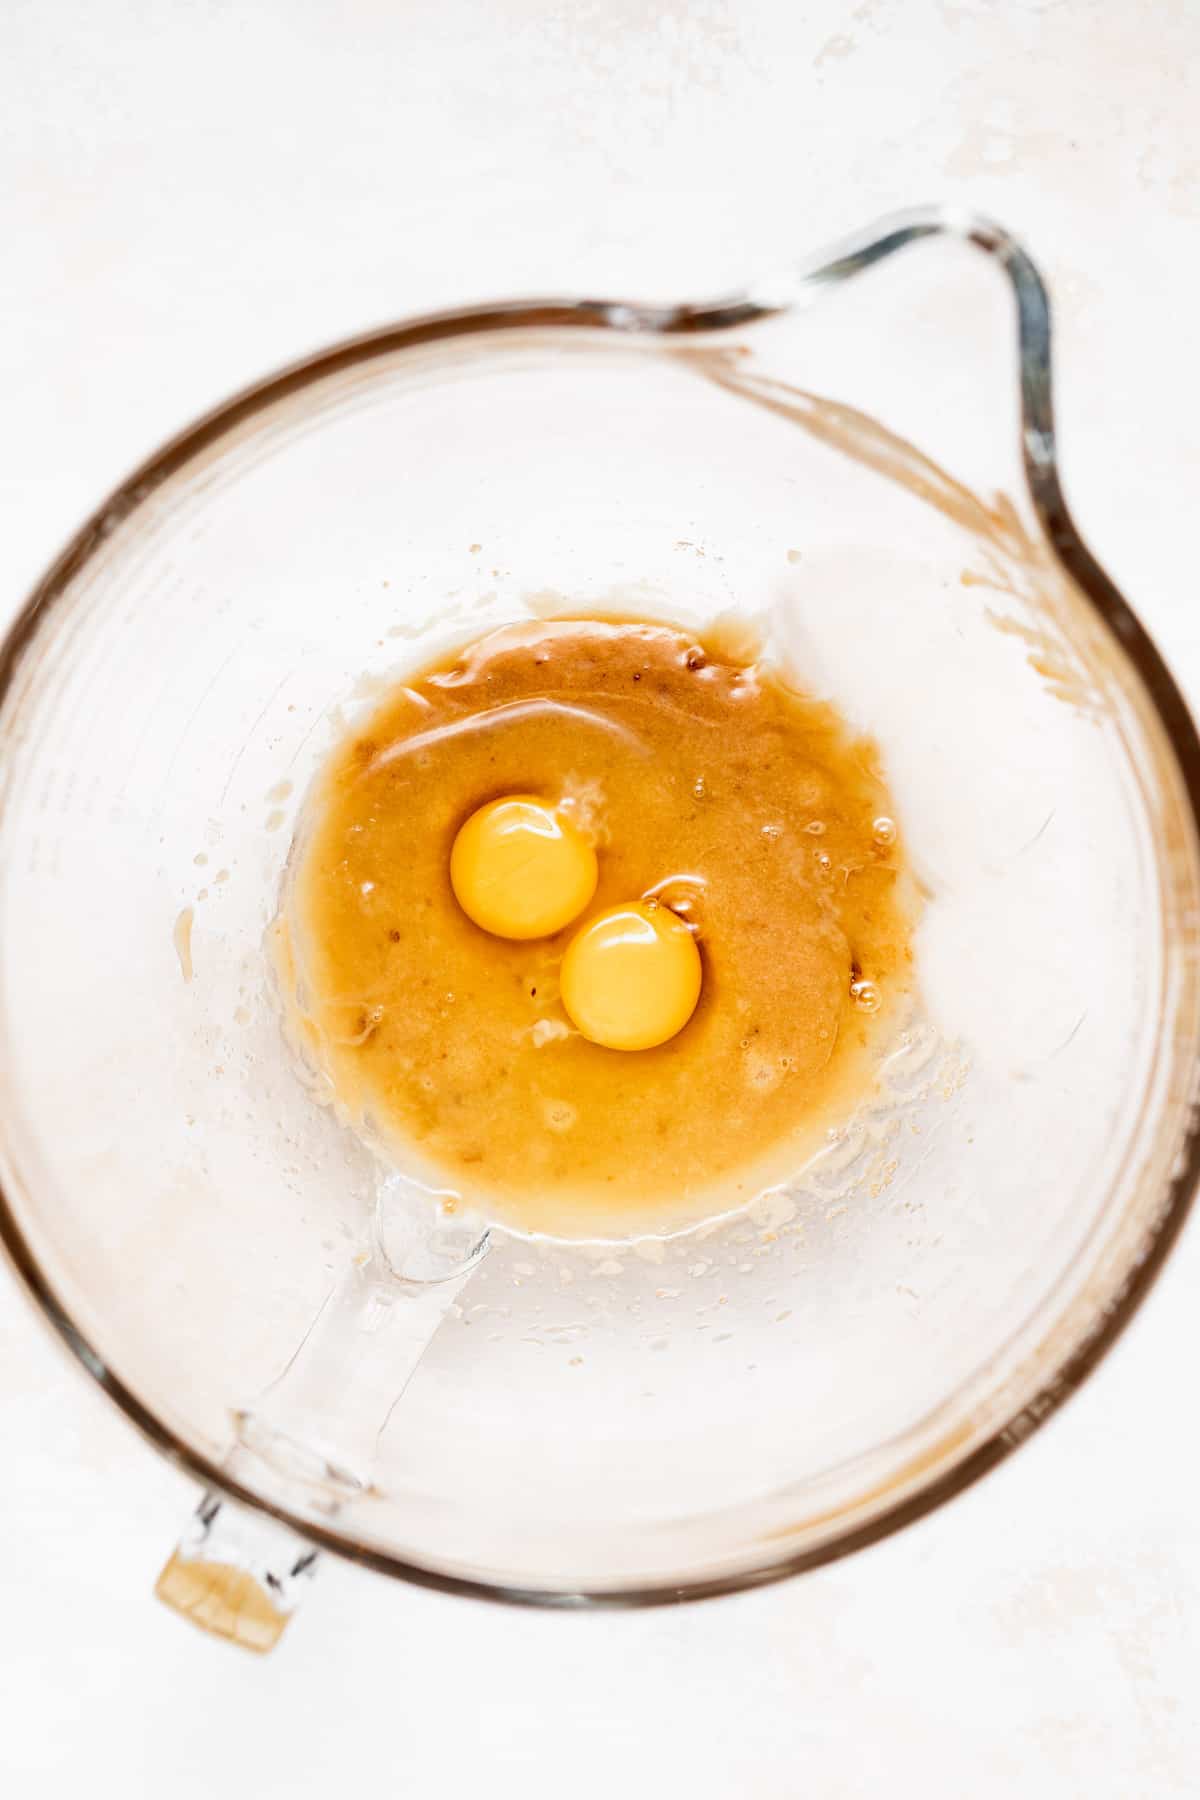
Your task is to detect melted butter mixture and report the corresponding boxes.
[282,619,918,1237]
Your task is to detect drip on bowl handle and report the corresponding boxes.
[155,1490,317,1654]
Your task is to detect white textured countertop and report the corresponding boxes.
[3,3,1200,1793]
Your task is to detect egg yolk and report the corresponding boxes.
[561,900,702,1051]
[450,795,597,940]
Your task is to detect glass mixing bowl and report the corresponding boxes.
[3,208,1199,1648]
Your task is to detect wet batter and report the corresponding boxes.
[280,619,917,1236]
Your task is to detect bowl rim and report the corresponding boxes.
[3,204,1199,1609]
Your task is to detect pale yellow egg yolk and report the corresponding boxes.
[561,900,702,1051]
[450,795,597,940]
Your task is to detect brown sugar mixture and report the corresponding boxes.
[280,619,917,1237]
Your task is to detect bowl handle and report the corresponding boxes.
[154,1195,490,1649]
[155,1490,317,1654]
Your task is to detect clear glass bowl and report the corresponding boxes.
[3,209,1199,1627]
